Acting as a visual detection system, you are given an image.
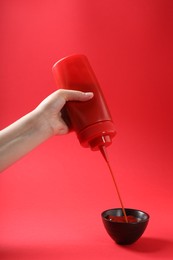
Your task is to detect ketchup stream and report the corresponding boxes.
[100,146,128,223]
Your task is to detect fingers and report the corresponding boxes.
[58,89,94,102]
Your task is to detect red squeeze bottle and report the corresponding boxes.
[52,54,116,151]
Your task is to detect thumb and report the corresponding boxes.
[60,89,94,102]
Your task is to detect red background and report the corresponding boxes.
[0,0,173,259]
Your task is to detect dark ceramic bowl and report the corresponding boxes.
[101,208,149,245]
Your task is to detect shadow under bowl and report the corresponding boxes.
[101,208,150,245]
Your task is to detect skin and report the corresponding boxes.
[0,89,93,172]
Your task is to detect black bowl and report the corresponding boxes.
[101,208,149,245]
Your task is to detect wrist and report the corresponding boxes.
[31,108,54,141]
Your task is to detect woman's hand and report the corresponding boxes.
[35,89,93,135]
[0,89,93,172]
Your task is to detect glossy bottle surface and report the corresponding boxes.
[52,54,116,150]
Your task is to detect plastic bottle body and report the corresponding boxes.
[52,54,116,150]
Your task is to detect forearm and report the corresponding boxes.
[0,109,53,172]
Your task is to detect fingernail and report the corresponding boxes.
[85,92,94,98]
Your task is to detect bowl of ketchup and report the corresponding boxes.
[101,208,149,245]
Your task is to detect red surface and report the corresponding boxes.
[0,0,173,259]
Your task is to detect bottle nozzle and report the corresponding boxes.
[89,135,112,151]
[99,145,109,163]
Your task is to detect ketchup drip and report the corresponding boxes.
[100,146,128,223]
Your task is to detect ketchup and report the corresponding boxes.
[107,215,139,223]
